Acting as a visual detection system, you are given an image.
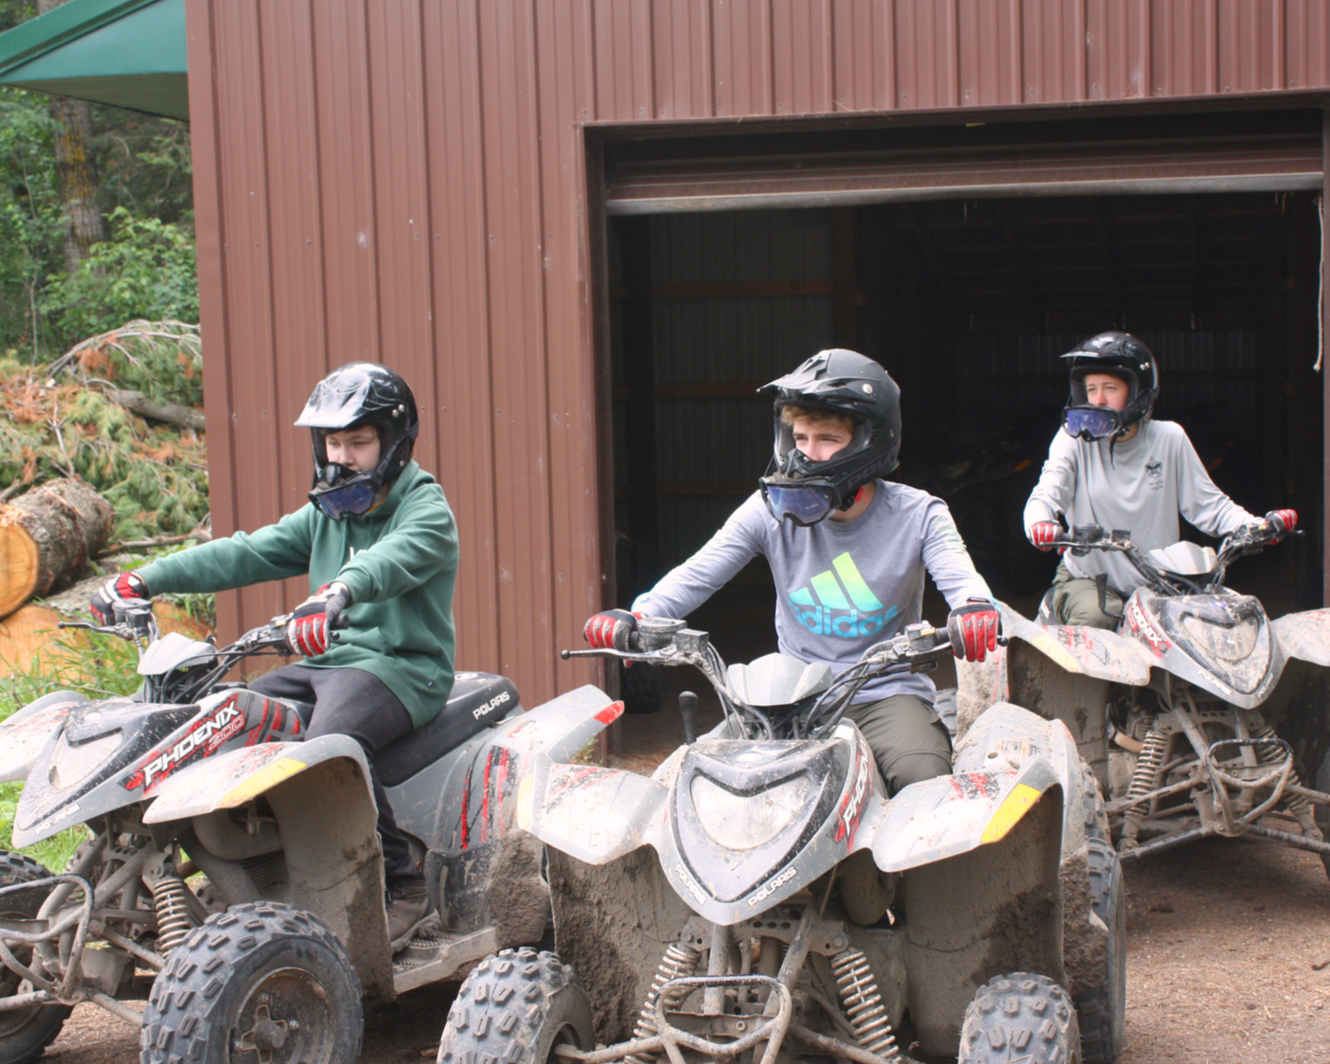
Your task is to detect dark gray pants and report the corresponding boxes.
[847,693,952,798]
[248,663,421,883]
[1050,558,1123,629]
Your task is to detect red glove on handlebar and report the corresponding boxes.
[90,571,150,624]
[286,584,351,657]
[584,610,640,652]
[1028,522,1060,552]
[1265,509,1297,542]
[948,599,1001,663]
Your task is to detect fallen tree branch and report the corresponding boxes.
[104,388,205,432]
[98,524,212,557]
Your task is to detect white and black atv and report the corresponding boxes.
[0,599,617,1064]
[439,617,1125,1064]
[970,521,1330,875]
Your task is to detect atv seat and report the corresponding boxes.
[375,672,519,786]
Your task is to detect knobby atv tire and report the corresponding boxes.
[438,947,593,1064]
[620,661,662,715]
[0,852,70,1064]
[1074,838,1126,1064]
[1314,749,1330,883]
[959,972,1082,1064]
[140,902,362,1064]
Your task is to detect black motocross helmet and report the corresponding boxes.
[758,349,902,527]
[294,362,419,519]
[1061,331,1159,443]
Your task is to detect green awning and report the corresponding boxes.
[0,0,186,121]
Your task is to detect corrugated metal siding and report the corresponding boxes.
[187,0,1330,707]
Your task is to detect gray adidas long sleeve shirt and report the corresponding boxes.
[1023,419,1259,596]
[632,482,992,703]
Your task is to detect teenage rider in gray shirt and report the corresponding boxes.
[1024,331,1297,628]
[583,349,1000,797]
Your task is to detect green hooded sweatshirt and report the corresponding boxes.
[137,462,457,726]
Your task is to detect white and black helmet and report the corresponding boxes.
[758,349,902,526]
[1062,331,1159,442]
[295,362,420,519]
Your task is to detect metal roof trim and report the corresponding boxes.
[0,0,163,77]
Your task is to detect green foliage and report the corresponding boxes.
[41,208,198,347]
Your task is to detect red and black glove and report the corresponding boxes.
[948,599,1001,663]
[583,609,640,652]
[286,584,351,657]
[1265,509,1298,543]
[90,571,150,624]
[1028,521,1061,552]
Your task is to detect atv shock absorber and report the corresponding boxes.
[1248,720,1323,839]
[1119,727,1170,852]
[625,942,702,1064]
[831,948,901,1061]
[152,875,198,956]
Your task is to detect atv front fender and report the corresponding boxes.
[0,690,86,783]
[1001,607,1152,686]
[1272,609,1330,667]
[519,759,666,864]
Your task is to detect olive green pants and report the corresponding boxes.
[1049,558,1123,629]
[846,693,952,797]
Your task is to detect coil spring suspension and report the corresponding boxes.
[152,875,198,956]
[831,948,901,1060]
[1246,721,1321,836]
[624,942,701,1064]
[1119,727,1169,851]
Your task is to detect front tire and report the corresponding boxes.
[959,972,1081,1064]
[1314,749,1330,882]
[140,902,362,1064]
[1074,839,1126,1064]
[0,852,70,1064]
[438,948,592,1064]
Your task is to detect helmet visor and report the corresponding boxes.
[1063,406,1122,441]
[308,473,380,520]
[760,480,838,527]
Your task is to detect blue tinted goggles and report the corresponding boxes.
[760,480,838,527]
[309,474,380,519]
[1063,406,1122,442]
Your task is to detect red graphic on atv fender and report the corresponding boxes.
[949,772,1003,801]
[834,747,872,847]
[1126,599,1170,656]
[122,695,245,795]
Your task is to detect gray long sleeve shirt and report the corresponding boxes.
[632,482,992,703]
[1023,419,1259,596]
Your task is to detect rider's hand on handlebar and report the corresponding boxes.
[1027,521,1062,553]
[583,609,640,652]
[948,599,1001,663]
[1264,509,1298,543]
[286,583,351,657]
[90,571,150,624]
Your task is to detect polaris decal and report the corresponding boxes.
[473,688,512,720]
[833,747,872,847]
[122,695,245,795]
[675,863,708,906]
[747,864,797,908]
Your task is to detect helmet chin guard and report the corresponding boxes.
[1061,331,1158,443]
[295,362,420,519]
[758,349,902,525]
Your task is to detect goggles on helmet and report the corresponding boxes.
[759,478,840,527]
[308,466,383,520]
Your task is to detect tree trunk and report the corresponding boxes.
[37,0,106,272]
[0,478,114,620]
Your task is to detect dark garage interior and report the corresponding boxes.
[606,184,1325,673]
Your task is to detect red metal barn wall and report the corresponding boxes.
[185,0,1330,707]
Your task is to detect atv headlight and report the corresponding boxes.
[48,731,122,791]
[1180,613,1258,662]
[690,773,812,851]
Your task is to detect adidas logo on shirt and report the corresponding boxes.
[787,552,900,639]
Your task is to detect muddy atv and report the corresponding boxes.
[0,600,618,1064]
[958,522,1330,877]
[439,617,1125,1064]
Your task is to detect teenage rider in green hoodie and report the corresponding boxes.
[89,363,458,951]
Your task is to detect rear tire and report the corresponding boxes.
[1074,839,1126,1064]
[620,661,661,715]
[140,902,362,1064]
[0,852,70,1064]
[438,948,593,1064]
[959,972,1081,1064]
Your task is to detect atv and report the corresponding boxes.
[0,599,615,1064]
[963,521,1330,876]
[439,616,1126,1064]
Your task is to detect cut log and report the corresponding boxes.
[0,602,212,680]
[0,478,114,621]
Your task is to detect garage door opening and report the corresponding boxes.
[606,189,1324,685]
